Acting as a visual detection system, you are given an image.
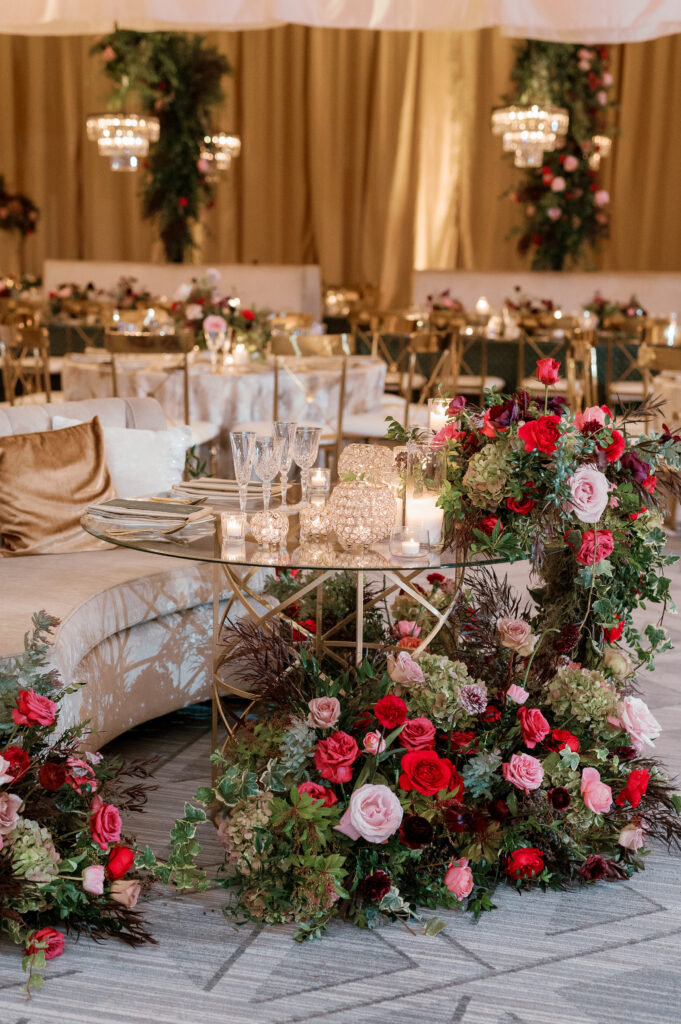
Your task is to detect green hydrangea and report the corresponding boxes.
[217,793,273,877]
[407,653,483,728]
[279,718,317,782]
[543,664,619,728]
[462,443,513,508]
[7,818,61,910]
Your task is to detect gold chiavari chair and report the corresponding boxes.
[270,312,316,332]
[603,321,646,407]
[271,333,356,357]
[639,342,681,525]
[516,321,591,411]
[0,324,53,405]
[449,327,506,403]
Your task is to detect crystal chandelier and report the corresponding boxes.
[86,113,160,172]
[587,134,612,170]
[199,132,242,183]
[491,104,569,168]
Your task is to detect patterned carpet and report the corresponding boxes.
[2,545,681,1024]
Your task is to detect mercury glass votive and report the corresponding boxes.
[250,509,289,550]
[299,502,331,541]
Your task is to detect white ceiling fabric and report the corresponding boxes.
[1,0,680,40]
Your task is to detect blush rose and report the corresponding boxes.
[444,858,474,900]
[581,766,612,814]
[386,651,424,687]
[615,696,661,752]
[82,865,105,894]
[0,792,22,834]
[502,753,544,793]
[335,783,403,843]
[568,465,610,523]
[497,618,536,657]
[307,696,341,729]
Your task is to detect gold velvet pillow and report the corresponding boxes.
[0,416,116,556]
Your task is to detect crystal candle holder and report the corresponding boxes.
[309,466,331,499]
[389,526,431,563]
[299,502,331,541]
[328,478,396,550]
[220,512,247,545]
[250,509,289,549]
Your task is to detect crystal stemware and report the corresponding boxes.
[293,426,322,505]
[205,329,224,372]
[230,430,256,512]
[273,420,297,507]
[253,435,283,512]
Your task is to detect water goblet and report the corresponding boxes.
[205,330,224,372]
[273,420,297,506]
[230,430,256,512]
[253,435,283,512]
[293,426,322,504]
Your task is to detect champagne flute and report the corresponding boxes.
[253,435,283,512]
[273,420,297,506]
[293,426,322,504]
[230,430,256,512]
[205,330,224,372]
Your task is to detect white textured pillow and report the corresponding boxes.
[52,416,191,499]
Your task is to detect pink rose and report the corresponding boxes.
[66,757,98,795]
[203,314,227,334]
[82,865,105,895]
[594,189,610,206]
[444,857,474,900]
[563,155,579,172]
[101,45,116,62]
[314,732,359,783]
[0,756,14,786]
[574,529,614,566]
[580,766,612,814]
[400,718,436,751]
[307,697,341,729]
[502,753,544,793]
[597,90,608,106]
[431,423,464,449]
[574,405,611,430]
[89,797,122,850]
[547,206,562,221]
[387,651,424,687]
[578,59,591,71]
[0,792,22,833]
[525,203,536,217]
[517,707,551,749]
[110,879,141,909]
[497,618,536,657]
[395,621,421,639]
[616,696,661,752]
[551,176,566,193]
[363,731,386,755]
[335,783,403,843]
[12,689,57,728]
[618,823,646,850]
[506,684,529,704]
[603,72,613,86]
[568,465,610,523]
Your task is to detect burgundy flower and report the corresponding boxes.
[620,451,650,484]
[488,798,511,821]
[579,854,609,880]
[615,745,637,761]
[362,870,391,902]
[399,815,434,849]
[547,786,571,810]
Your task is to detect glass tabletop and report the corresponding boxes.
[81,508,506,573]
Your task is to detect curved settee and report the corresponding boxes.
[0,397,217,749]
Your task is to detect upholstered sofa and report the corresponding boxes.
[0,397,216,749]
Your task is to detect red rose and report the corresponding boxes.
[178,196,189,207]
[241,309,255,321]
[398,636,421,650]
[478,516,502,537]
[615,767,650,808]
[292,618,317,641]
[297,781,338,807]
[38,762,67,791]
[536,358,561,385]
[426,572,446,585]
[517,707,551,749]
[25,927,65,960]
[545,728,580,753]
[399,750,463,797]
[2,745,30,781]
[400,718,436,751]
[481,704,501,723]
[314,731,359,784]
[446,730,477,752]
[575,529,614,566]
[506,495,536,515]
[642,474,657,493]
[518,415,563,455]
[602,429,625,463]
[604,617,624,642]
[374,695,408,729]
[106,844,135,880]
[504,847,545,879]
[12,689,57,728]
[628,508,647,521]
[89,798,122,850]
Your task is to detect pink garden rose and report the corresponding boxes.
[363,731,386,755]
[0,792,22,834]
[547,206,562,222]
[568,465,610,523]
[400,718,437,751]
[618,823,646,850]
[517,707,551,749]
[110,879,141,909]
[581,766,612,814]
[307,696,341,729]
[89,796,122,850]
[335,783,403,843]
[0,755,14,787]
[12,689,57,728]
[502,753,544,793]
[444,858,474,900]
[574,529,614,566]
[82,865,105,895]
[616,696,661,752]
[497,618,536,657]
[203,314,228,334]
[574,404,611,431]
[506,684,529,704]
[386,651,424,687]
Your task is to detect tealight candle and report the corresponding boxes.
[475,296,491,317]
[220,512,246,543]
[401,538,420,556]
[233,343,250,366]
[428,398,449,433]
[309,466,331,497]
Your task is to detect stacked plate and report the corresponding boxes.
[85,497,214,538]
[172,478,282,511]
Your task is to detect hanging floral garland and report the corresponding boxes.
[505,42,615,270]
[91,31,231,263]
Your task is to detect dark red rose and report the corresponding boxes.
[481,704,501,723]
[426,572,446,585]
[621,451,650,484]
[362,870,391,902]
[518,415,563,455]
[38,762,66,791]
[615,745,637,761]
[400,718,436,751]
[615,768,650,808]
[504,848,545,879]
[374,695,408,729]
[604,617,624,642]
[478,516,502,537]
[178,196,189,208]
[399,814,434,849]
[545,729,580,753]
[399,750,463,798]
[314,732,359,784]
[446,730,477,752]
[2,745,30,782]
[488,798,510,821]
[536,358,561,385]
[579,854,609,880]
[547,786,571,810]
[292,619,317,641]
[602,429,625,463]
[506,495,536,515]
[517,707,551,749]
[106,845,135,880]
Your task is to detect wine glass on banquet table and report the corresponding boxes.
[293,426,322,505]
[273,420,297,506]
[253,435,283,512]
[230,430,256,512]
[205,329,225,372]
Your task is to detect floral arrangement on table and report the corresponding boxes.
[503,284,557,325]
[46,282,108,319]
[504,42,615,270]
[170,269,271,356]
[0,612,156,993]
[425,288,465,313]
[0,273,41,299]
[109,275,154,310]
[0,176,39,239]
[583,291,647,330]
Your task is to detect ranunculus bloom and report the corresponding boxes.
[518,415,563,455]
[399,750,463,797]
[604,617,624,642]
[38,762,66,791]
[506,684,529,704]
[506,495,536,515]
[551,176,566,192]
[106,844,136,880]
[444,858,474,900]
[314,731,359,784]
[536,358,561,385]
[568,465,610,523]
[25,928,65,960]
[504,847,545,879]
[110,879,141,909]
[400,718,437,751]
[65,757,98,795]
[502,753,544,793]
[2,746,30,783]
[307,696,341,730]
[0,792,22,833]
[618,823,646,850]
[12,689,57,728]
[362,870,391,901]
[399,814,434,849]
[386,651,425,687]
[615,768,650,808]
[497,618,536,657]
[362,731,386,755]
[575,529,614,565]
[545,728,580,753]
[89,798,122,850]
[603,647,634,680]
[82,864,105,894]
[374,695,408,729]
[581,766,613,814]
[616,696,661,752]
[335,783,403,843]
[517,707,551,749]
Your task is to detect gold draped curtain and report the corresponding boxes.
[0,27,680,305]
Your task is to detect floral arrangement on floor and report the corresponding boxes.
[171,269,271,356]
[583,291,647,329]
[0,612,155,993]
[504,41,615,270]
